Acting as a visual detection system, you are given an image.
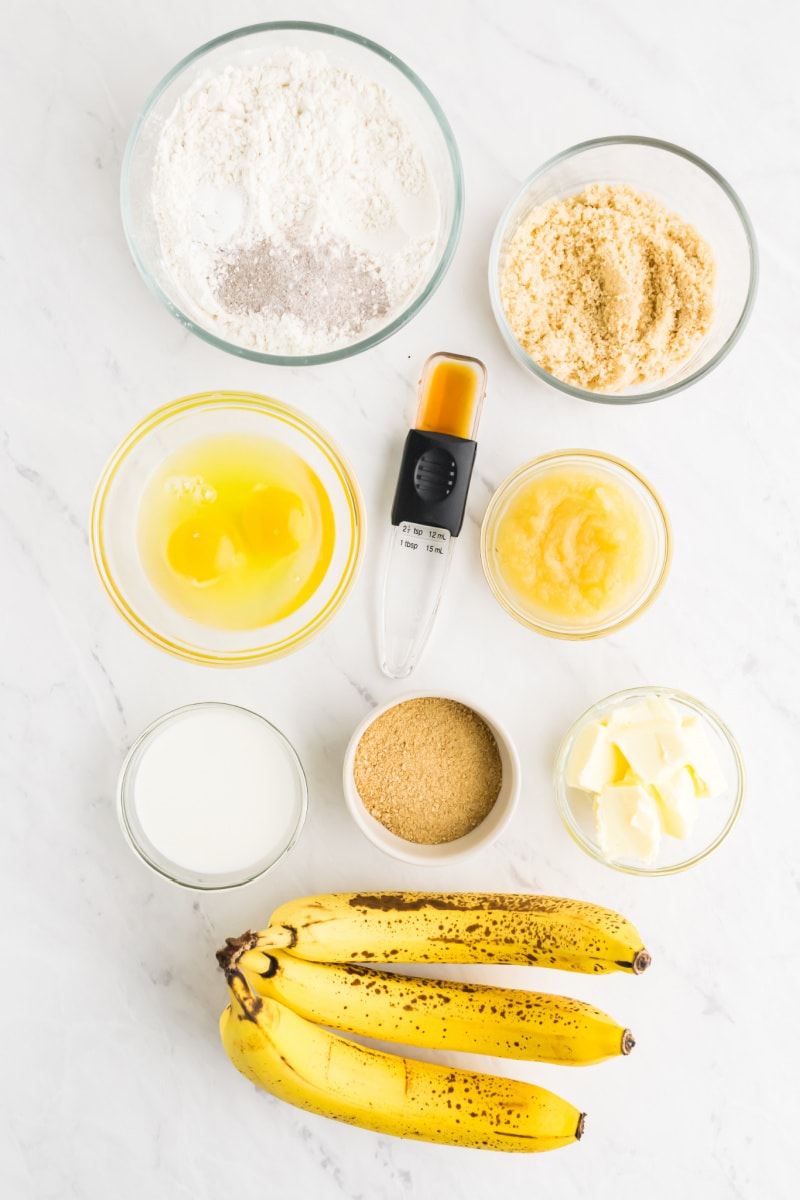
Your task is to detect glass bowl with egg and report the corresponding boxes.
[121,22,463,364]
[488,136,758,403]
[480,450,672,639]
[553,687,745,876]
[342,693,521,866]
[91,391,364,666]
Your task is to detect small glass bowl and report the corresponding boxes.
[91,391,365,666]
[117,702,308,890]
[480,450,672,639]
[489,136,758,403]
[121,21,463,365]
[554,687,745,876]
[342,692,521,866]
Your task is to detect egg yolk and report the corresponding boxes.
[137,433,335,631]
[241,486,306,564]
[166,518,238,584]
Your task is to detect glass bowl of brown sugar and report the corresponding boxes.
[342,693,520,865]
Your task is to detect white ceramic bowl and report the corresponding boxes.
[343,692,520,865]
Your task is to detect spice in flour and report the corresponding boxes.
[213,234,390,341]
[353,698,503,844]
[152,49,439,356]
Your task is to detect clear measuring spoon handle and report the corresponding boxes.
[379,521,454,679]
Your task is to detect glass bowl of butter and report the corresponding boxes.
[554,687,744,875]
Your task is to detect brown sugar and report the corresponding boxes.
[500,183,716,392]
[352,697,503,845]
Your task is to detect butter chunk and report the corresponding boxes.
[606,696,682,730]
[654,767,698,839]
[594,781,661,863]
[681,717,727,798]
[566,721,627,792]
[609,720,692,785]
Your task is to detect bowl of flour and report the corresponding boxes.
[121,23,463,363]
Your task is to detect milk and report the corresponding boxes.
[130,705,305,876]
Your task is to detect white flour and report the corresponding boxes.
[152,48,440,355]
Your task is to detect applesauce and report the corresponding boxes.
[481,452,671,638]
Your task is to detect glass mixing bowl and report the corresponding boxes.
[480,450,672,639]
[91,391,365,666]
[118,702,308,890]
[121,21,464,364]
[489,136,758,403]
[553,687,745,876]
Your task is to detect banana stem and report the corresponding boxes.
[224,967,264,1024]
[216,931,260,973]
[253,925,296,951]
[621,1029,636,1055]
[217,927,297,973]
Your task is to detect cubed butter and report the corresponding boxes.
[654,766,699,838]
[681,717,727,798]
[609,719,693,784]
[565,721,627,792]
[606,696,682,730]
[594,782,661,863]
[564,692,728,864]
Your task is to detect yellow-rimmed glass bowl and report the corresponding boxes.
[480,450,671,639]
[553,686,745,876]
[91,392,365,666]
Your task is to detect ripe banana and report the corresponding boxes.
[239,947,635,1065]
[220,968,585,1152]
[226,891,651,975]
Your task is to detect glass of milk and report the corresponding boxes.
[117,702,308,889]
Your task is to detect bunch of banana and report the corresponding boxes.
[217,891,650,1153]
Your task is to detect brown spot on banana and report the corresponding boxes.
[349,894,486,913]
[257,954,279,980]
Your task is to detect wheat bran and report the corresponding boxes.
[353,698,502,844]
[500,183,716,392]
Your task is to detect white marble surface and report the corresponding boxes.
[3,0,799,1196]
